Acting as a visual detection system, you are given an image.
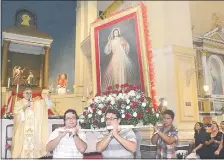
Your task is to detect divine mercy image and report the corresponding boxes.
[99,18,141,91]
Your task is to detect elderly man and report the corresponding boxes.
[12,88,53,158]
[96,108,136,158]
[46,109,87,158]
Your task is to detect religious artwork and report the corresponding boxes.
[208,55,224,96]
[57,73,68,95]
[57,74,68,87]
[213,101,223,114]
[15,9,37,28]
[8,51,41,87]
[90,3,157,108]
[12,66,26,85]
[102,27,139,91]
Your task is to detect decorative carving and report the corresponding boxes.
[15,9,37,28]
[211,13,223,29]
[100,1,124,19]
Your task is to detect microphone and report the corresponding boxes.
[28,98,32,107]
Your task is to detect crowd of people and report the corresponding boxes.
[10,88,224,159]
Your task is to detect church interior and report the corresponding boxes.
[1,1,224,159]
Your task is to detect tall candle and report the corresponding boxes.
[87,88,89,96]
[7,78,10,88]
[16,84,19,94]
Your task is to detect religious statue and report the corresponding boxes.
[102,28,138,91]
[26,70,34,86]
[21,13,31,26]
[11,88,54,158]
[210,68,223,95]
[12,66,25,85]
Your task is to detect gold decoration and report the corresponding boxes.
[211,13,223,29]
[201,49,207,56]
[21,14,31,26]
[100,1,124,19]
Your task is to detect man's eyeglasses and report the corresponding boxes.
[105,118,117,121]
[65,117,76,121]
[24,92,32,95]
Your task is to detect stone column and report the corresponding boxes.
[85,1,97,98]
[74,1,84,95]
[44,46,50,89]
[39,54,44,88]
[143,1,198,139]
[1,40,10,87]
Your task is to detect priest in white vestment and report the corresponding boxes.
[11,88,53,158]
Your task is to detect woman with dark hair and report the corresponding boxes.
[204,121,223,158]
[192,122,207,159]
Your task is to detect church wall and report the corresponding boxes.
[190,1,224,35]
[2,1,76,92]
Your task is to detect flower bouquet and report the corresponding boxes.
[2,113,13,119]
[79,84,162,129]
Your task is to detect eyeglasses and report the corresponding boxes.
[105,118,117,122]
[24,92,32,95]
[65,117,76,121]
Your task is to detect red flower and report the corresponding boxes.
[125,113,132,120]
[106,101,110,106]
[124,83,129,87]
[136,85,141,90]
[83,111,86,116]
[101,107,106,113]
[107,86,112,90]
[147,108,152,112]
[90,103,94,108]
[131,101,137,108]
[93,120,98,125]
[93,108,96,113]
[139,97,144,102]
[125,89,129,93]
[115,84,119,89]
[137,113,143,119]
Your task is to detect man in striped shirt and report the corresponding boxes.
[46,109,87,158]
[96,108,137,158]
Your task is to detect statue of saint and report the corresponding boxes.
[21,14,31,26]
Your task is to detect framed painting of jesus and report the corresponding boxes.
[90,3,155,99]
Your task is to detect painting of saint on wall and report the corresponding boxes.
[57,74,68,88]
[208,56,224,95]
[8,52,40,87]
[90,6,150,94]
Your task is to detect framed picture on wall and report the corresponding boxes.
[90,3,154,98]
[57,73,68,95]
